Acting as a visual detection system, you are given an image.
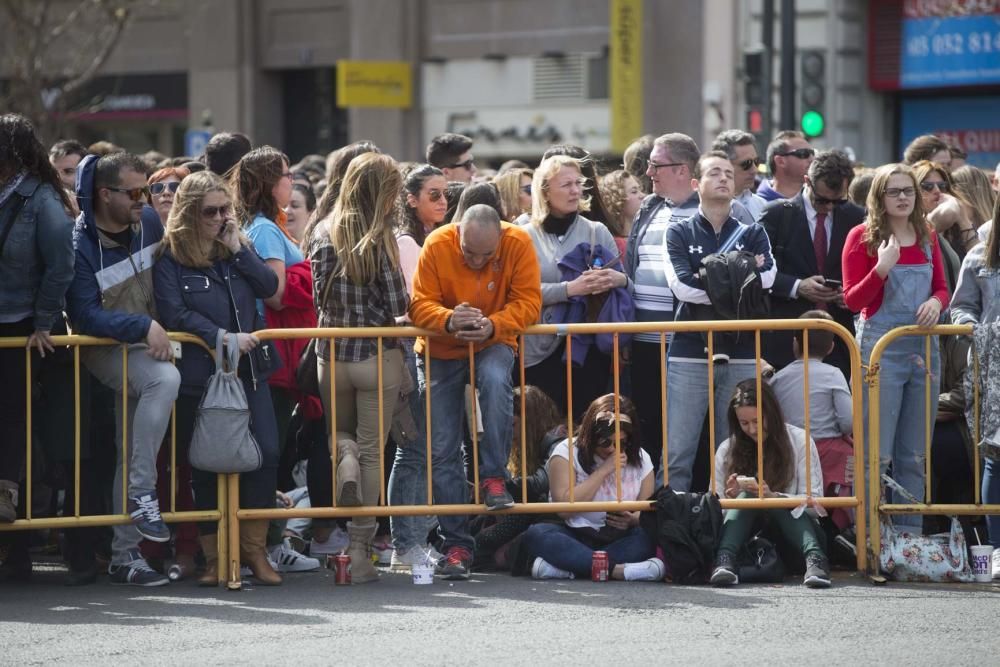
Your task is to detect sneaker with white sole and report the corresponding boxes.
[268,538,321,573]
[390,544,436,572]
[531,557,574,580]
[992,548,1000,580]
[623,557,666,581]
[127,491,170,543]
[309,526,349,556]
[108,549,169,587]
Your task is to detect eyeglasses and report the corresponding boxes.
[448,158,475,171]
[776,148,815,160]
[885,187,916,199]
[648,161,685,172]
[920,181,950,193]
[280,171,294,181]
[105,186,151,202]
[737,157,762,171]
[811,194,848,207]
[520,184,532,195]
[149,181,181,196]
[425,189,446,202]
[201,204,233,219]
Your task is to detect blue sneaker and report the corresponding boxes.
[128,491,169,543]
[108,549,169,587]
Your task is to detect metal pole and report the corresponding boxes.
[780,0,796,130]
[762,0,774,141]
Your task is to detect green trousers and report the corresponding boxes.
[717,492,824,558]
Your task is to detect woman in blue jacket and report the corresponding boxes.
[153,171,282,586]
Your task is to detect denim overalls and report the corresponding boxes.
[857,244,939,530]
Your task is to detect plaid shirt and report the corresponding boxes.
[308,233,409,362]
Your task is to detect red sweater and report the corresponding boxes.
[841,225,950,319]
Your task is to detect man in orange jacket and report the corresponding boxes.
[409,204,541,579]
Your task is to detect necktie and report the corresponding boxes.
[813,213,827,275]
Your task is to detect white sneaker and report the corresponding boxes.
[390,544,435,572]
[425,543,444,563]
[992,548,1000,580]
[531,557,574,580]
[623,557,666,582]
[309,526,349,556]
[269,538,321,573]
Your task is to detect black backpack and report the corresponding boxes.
[640,485,723,584]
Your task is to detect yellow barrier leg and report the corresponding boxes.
[227,473,242,590]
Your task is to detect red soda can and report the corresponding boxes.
[331,554,351,585]
[591,551,609,582]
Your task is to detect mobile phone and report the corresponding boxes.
[170,340,183,359]
[736,475,757,490]
[822,278,842,288]
[217,221,228,238]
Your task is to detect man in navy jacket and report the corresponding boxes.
[663,151,777,491]
[66,152,180,587]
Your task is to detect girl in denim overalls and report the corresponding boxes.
[842,164,950,531]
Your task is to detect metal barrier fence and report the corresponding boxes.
[866,324,999,562]
[0,319,867,589]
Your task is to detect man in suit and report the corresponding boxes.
[760,149,863,378]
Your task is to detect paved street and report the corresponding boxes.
[2,562,998,665]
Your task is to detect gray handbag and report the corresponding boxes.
[189,331,263,474]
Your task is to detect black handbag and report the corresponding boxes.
[737,534,786,583]
[295,272,334,397]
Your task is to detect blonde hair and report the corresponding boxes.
[863,163,929,254]
[329,152,402,284]
[493,168,533,220]
[529,155,591,226]
[598,170,635,237]
[159,171,245,268]
[952,165,996,228]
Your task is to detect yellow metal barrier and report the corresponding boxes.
[0,333,229,585]
[866,324,999,565]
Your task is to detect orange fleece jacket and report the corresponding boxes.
[410,222,541,359]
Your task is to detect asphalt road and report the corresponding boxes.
[1,563,997,665]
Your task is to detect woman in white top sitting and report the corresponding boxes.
[710,379,831,589]
[520,394,664,581]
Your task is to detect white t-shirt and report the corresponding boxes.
[547,439,654,530]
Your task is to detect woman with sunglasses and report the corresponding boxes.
[842,163,949,534]
[147,166,189,225]
[153,171,282,586]
[519,394,664,581]
[493,168,533,223]
[914,160,977,260]
[709,379,829,588]
[396,164,447,292]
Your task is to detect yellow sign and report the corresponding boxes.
[610,0,643,153]
[336,60,412,109]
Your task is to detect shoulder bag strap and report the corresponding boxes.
[0,193,29,258]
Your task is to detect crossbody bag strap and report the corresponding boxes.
[0,193,29,258]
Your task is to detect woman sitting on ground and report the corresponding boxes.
[519,394,664,581]
[710,379,830,589]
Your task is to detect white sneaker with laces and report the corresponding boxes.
[425,543,444,563]
[269,538,321,573]
[531,557,574,580]
[623,557,666,582]
[390,545,435,572]
[992,548,1000,580]
[309,526,349,556]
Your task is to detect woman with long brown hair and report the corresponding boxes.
[709,380,828,588]
[308,152,409,583]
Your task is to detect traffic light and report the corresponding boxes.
[743,51,764,135]
[800,50,825,138]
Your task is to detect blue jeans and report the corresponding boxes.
[664,360,754,491]
[388,343,432,552]
[984,458,1000,549]
[418,343,515,551]
[521,523,655,578]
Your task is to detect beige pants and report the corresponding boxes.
[318,348,402,530]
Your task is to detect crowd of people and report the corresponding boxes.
[2,110,999,591]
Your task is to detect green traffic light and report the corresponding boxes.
[802,110,825,137]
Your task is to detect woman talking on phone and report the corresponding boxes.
[709,380,828,588]
[153,171,282,586]
[842,163,949,533]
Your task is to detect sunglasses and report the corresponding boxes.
[812,194,848,207]
[105,186,151,202]
[520,184,532,195]
[776,148,815,160]
[449,158,475,171]
[202,204,233,219]
[149,181,181,195]
[425,189,446,202]
[737,157,762,171]
[920,181,950,193]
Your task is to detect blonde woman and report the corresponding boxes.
[153,171,284,586]
[521,155,629,417]
[493,167,533,222]
[307,152,409,583]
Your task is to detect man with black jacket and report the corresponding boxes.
[759,150,863,378]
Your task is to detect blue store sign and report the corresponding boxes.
[900,95,1000,168]
[901,9,1000,88]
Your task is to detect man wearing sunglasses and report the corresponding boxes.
[65,152,180,587]
[426,132,477,183]
[759,150,863,378]
[758,130,815,202]
[712,129,767,221]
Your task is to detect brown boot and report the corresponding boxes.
[198,535,219,587]
[335,434,362,507]
[239,520,282,586]
[347,522,379,584]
